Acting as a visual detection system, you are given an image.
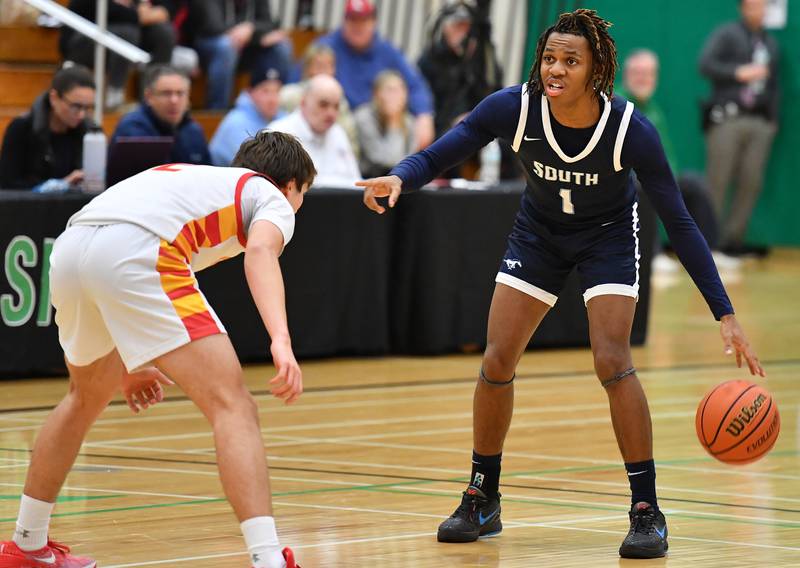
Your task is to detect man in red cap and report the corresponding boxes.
[316,0,435,150]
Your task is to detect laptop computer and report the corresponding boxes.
[106,136,174,187]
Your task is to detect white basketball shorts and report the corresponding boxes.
[50,223,226,372]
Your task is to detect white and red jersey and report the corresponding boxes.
[68,163,295,271]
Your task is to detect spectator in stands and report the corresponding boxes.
[620,49,739,271]
[0,64,95,191]
[354,71,415,178]
[110,65,210,164]
[699,0,779,257]
[418,0,502,140]
[60,0,176,109]
[187,0,292,109]
[269,75,361,188]
[209,57,287,166]
[316,0,434,151]
[279,43,360,157]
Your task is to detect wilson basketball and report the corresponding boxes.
[695,380,780,465]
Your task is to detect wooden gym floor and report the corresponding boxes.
[1,251,798,567]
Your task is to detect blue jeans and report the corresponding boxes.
[194,36,293,109]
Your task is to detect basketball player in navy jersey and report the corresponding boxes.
[357,9,766,559]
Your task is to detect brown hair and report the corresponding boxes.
[526,9,617,100]
[232,130,317,190]
[372,70,409,134]
[143,64,190,90]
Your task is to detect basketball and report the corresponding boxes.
[695,380,780,465]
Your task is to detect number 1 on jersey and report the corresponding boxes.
[559,188,575,214]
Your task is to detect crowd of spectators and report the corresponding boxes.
[0,0,782,260]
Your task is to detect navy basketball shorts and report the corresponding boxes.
[496,203,641,307]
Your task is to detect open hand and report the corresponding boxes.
[720,314,766,377]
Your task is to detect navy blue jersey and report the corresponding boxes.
[390,85,734,319]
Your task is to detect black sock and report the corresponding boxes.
[625,459,658,510]
[470,450,501,498]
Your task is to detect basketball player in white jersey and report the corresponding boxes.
[0,131,314,568]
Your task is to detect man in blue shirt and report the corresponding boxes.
[316,0,434,150]
[111,65,210,165]
[358,9,765,560]
[210,58,287,166]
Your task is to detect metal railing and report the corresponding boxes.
[23,0,151,124]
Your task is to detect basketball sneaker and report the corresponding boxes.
[437,485,502,543]
[619,502,668,558]
[0,539,96,567]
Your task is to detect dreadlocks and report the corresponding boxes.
[527,9,617,100]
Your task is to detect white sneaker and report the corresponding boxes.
[712,251,742,271]
[652,253,680,274]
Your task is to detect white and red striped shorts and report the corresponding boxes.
[50,223,225,371]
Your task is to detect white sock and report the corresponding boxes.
[13,495,54,551]
[241,516,285,568]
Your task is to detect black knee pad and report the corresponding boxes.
[480,367,515,386]
[600,367,636,388]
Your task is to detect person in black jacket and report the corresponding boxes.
[0,64,95,191]
[187,0,291,109]
[60,0,176,109]
[698,0,779,255]
[417,0,518,180]
[417,0,502,140]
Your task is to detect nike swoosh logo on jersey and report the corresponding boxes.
[523,136,541,141]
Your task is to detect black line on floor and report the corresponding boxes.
[2,358,798,415]
[1,447,798,515]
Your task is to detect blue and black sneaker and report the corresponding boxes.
[619,502,668,558]
[437,485,502,543]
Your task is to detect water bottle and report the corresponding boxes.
[82,127,107,193]
[480,139,501,186]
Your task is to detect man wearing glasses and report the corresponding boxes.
[0,64,96,191]
[111,65,211,165]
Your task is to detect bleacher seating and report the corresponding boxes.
[0,18,320,156]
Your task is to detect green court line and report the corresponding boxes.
[0,495,121,503]
[1,476,798,530]
[0,498,227,523]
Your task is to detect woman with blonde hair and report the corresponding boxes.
[354,70,415,178]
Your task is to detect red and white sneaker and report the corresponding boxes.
[281,547,301,568]
[0,540,95,567]
[250,547,301,568]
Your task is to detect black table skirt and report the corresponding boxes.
[0,187,655,377]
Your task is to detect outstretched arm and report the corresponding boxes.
[244,220,303,404]
[628,116,764,376]
[357,85,522,212]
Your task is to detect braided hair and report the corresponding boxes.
[526,9,617,100]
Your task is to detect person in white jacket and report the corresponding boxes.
[269,75,362,188]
